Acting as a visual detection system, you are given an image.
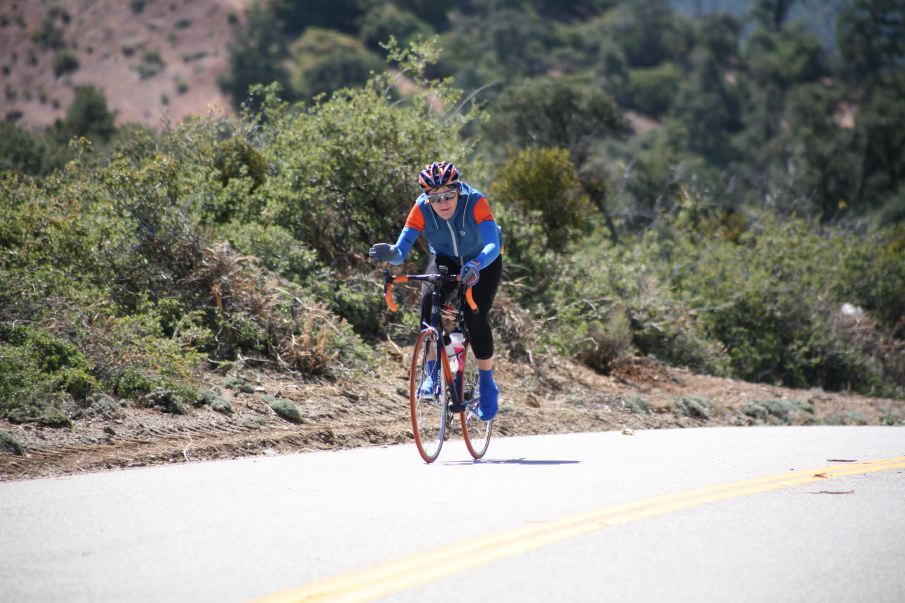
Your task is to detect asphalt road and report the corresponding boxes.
[1,426,904,603]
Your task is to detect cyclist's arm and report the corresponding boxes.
[472,197,500,268]
[389,226,420,265]
[474,220,500,267]
[384,204,425,265]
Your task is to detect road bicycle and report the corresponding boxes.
[383,267,493,463]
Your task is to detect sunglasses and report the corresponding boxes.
[427,190,457,203]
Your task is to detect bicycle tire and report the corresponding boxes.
[410,329,447,463]
[459,343,492,459]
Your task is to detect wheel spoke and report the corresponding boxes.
[459,343,492,459]
[410,330,446,462]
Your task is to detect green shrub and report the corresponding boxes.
[52,51,79,77]
[220,221,322,282]
[0,429,24,455]
[544,233,729,375]
[744,399,812,424]
[141,388,186,414]
[627,63,680,116]
[264,394,301,423]
[0,122,55,175]
[286,28,382,101]
[676,396,715,420]
[138,50,165,79]
[822,411,868,426]
[56,367,98,399]
[0,324,95,423]
[568,312,632,374]
[493,147,592,253]
[622,394,652,414]
[55,85,115,141]
[211,397,232,414]
[358,4,431,50]
[212,137,267,196]
[113,368,158,399]
[835,224,905,334]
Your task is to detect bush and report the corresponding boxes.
[52,51,79,77]
[544,232,729,375]
[358,4,431,50]
[566,312,633,375]
[622,395,652,414]
[627,63,680,116]
[0,122,52,175]
[668,211,900,393]
[493,147,592,253]
[264,395,301,423]
[676,396,715,420]
[0,429,24,455]
[138,50,165,79]
[286,28,382,101]
[55,85,115,141]
[0,324,95,423]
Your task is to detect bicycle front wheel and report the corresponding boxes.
[459,343,492,459]
[410,329,447,463]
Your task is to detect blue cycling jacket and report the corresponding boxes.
[389,181,502,268]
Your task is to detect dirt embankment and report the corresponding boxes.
[2,351,902,481]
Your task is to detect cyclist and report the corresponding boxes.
[370,161,502,420]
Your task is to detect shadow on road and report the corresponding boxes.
[443,458,581,466]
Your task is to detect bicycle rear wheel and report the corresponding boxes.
[410,329,447,463]
[459,343,492,459]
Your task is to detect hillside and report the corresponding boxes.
[1,0,246,129]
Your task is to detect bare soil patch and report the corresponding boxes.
[2,352,902,481]
[1,0,247,128]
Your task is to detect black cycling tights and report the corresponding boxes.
[420,254,502,360]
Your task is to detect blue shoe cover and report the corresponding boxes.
[419,360,438,397]
[476,369,499,420]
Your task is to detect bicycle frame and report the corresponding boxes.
[384,267,478,405]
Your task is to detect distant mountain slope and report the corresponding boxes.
[0,0,248,130]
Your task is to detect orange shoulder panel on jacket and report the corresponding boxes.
[405,203,426,231]
[472,197,495,224]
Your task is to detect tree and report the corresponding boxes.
[837,0,905,88]
[270,0,363,36]
[54,86,116,142]
[671,50,742,164]
[443,3,551,83]
[220,5,289,109]
[851,74,905,213]
[493,147,593,252]
[286,29,382,101]
[484,75,626,167]
[783,82,858,220]
[744,23,826,89]
[607,0,683,68]
[358,4,431,50]
[0,123,49,175]
[751,0,798,31]
[524,0,614,20]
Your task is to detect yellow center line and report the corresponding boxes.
[253,456,905,603]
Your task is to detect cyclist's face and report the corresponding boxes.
[428,187,458,220]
